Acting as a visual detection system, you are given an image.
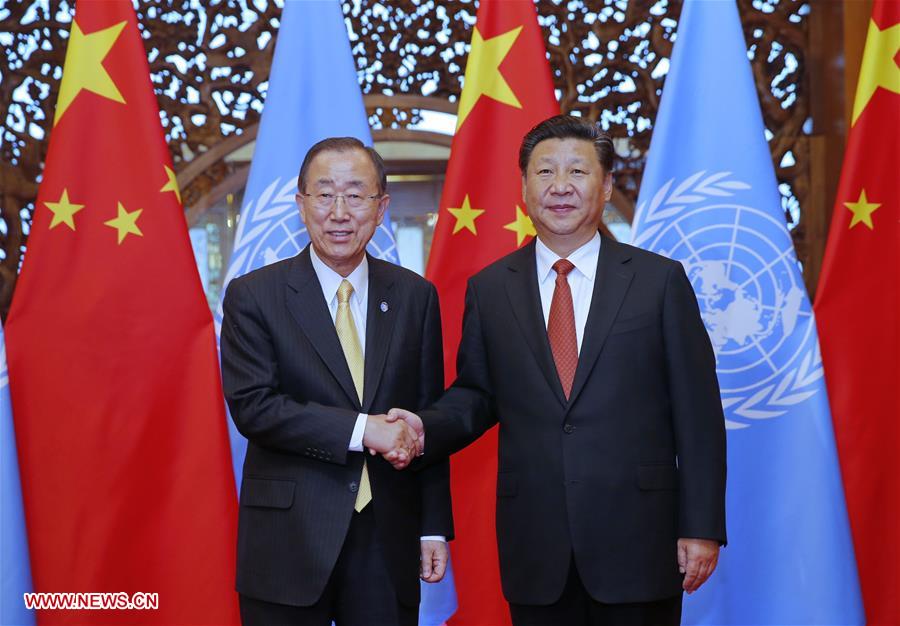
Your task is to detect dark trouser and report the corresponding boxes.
[239,506,417,626]
[509,557,682,626]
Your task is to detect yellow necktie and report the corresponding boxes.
[336,280,372,512]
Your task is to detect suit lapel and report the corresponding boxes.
[284,248,361,409]
[565,237,634,412]
[361,257,397,413]
[504,242,568,406]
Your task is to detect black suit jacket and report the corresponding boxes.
[421,236,726,605]
[220,248,453,608]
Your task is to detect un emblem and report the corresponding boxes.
[633,171,824,430]
[227,177,306,280]
[213,178,300,333]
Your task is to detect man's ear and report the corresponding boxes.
[296,193,308,224]
[376,193,390,226]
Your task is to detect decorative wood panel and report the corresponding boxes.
[0,0,815,317]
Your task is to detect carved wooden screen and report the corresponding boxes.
[0,0,810,317]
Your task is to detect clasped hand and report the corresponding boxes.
[362,409,424,469]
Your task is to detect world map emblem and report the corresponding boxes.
[633,171,825,430]
[214,177,398,332]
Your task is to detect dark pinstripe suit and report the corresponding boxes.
[220,247,453,611]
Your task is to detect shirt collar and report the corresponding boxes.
[535,231,602,284]
[308,245,369,307]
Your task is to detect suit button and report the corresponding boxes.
[349,481,359,493]
[563,424,575,434]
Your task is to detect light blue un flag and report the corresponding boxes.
[631,1,863,624]
[214,3,455,623]
[0,323,35,626]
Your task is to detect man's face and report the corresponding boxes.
[522,137,612,252]
[297,148,388,275]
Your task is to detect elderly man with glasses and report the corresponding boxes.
[221,137,453,626]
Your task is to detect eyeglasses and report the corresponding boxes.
[302,192,381,210]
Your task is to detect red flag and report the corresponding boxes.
[425,1,558,623]
[6,2,239,623]
[814,1,900,624]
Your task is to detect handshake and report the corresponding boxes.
[362,408,424,469]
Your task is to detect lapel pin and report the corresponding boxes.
[380,301,389,313]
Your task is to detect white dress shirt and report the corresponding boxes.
[535,231,602,353]
[309,246,370,451]
[309,247,444,542]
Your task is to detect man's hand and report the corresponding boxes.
[678,538,720,594]
[387,408,425,454]
[420,540,448,583]
[363,413,420,469]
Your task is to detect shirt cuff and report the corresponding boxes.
[348,413,368,451]
[420,536,447,542]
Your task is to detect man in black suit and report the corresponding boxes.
[221,137,453,626]
[392,115,727,626]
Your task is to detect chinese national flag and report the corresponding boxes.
[5,2,239,624]
[813,1,900,624]
[425,1,558,624]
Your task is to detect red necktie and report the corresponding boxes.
[548,259,578,399]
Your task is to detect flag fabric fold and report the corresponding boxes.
[424,1,559,624]
[6,1,239,623]
[631,1,864,624]
[814,1,900,624]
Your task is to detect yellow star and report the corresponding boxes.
[503,205,537,247]
[851,18,900,125]
[104,202,144,244]
[456,26,523,130]
[45,188,85,231]
[447,195,485,236]
[160,165,181,203]
[845,189,881,229]
[54,20,127,125]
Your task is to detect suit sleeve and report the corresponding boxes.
[221,277,358,465]
[420,279,497,460]
[662,261,728,544]
[416,284,454,539]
